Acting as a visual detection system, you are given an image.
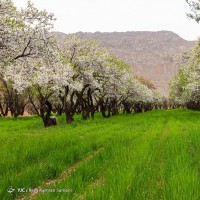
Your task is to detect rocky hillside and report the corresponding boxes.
[54,31,195,96]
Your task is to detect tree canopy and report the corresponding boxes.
[0,0,162,126]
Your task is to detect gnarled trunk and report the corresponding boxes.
[40,100,55,127]
[66,112,74,123]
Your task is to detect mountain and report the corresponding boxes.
[54,31,195,96]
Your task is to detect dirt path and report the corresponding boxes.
[16,147,104,200]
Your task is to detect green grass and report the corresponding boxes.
[1,109,200,200]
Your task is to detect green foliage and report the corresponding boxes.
[106,54,131,71]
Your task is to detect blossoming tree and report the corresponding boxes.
[170,39,200,109]
[0,0,56,117]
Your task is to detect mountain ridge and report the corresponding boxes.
[53,30,195,95]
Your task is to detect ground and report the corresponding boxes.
[0,109,200,200]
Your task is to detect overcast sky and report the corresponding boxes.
[13,0,199,41]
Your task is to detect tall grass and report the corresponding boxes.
[0,109,200,200]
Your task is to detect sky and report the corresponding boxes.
[12,0,200,41]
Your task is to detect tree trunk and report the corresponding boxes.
[91,111,95,119]
[40,100,55,127]
[66,112,74,123]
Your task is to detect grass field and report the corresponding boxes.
[1,109,200,200]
